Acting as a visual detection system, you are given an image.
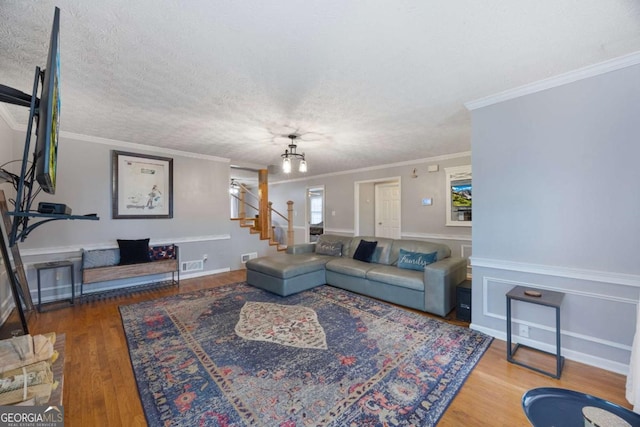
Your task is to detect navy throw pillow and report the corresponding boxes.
[397,248,437,271]
[353,240,378,263]
[117,238,151,265]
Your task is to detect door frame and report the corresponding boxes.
[354,176,401,236]
[305,185,325,243]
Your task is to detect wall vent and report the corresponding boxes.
[181,260,204,273]
[241,252,258,264]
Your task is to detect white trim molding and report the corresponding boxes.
[402,232,471,242]
[271,152,471,184]
[19,234,232,257]
[470,323,630,375]
[323,228,354,236]
[477,275,636,375]
[471,257,640,287]
[465,51,640,110]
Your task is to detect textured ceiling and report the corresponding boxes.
[1,1,639,182]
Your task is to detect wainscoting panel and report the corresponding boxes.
[471,264,640,374]
[15,235,236,303]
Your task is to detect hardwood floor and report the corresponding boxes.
[28,270,631,426]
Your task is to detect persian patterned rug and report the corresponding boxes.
[120,283,492,426]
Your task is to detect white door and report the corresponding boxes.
[375,183,400,239]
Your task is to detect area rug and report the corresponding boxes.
[120,283,492,427]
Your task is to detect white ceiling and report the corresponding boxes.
[1,1,639,182]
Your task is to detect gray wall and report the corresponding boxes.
[469,61,640,373]
[0,117,281,304]
[268,154,472,256]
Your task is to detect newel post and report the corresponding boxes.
[287,200,294,246]
[268,201,274,242]
[258,169,269,240]
[239,186,246,220]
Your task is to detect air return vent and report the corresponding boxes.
[241,252,258,264]
[181,260,204,272]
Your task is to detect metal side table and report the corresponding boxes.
[506,286,565,378]
[35,260,75,312]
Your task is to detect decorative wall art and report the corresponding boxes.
[445,165,472,226]
[112,151,173,219]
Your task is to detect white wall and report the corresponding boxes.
[0,109,17,324]
[469,57,640,373]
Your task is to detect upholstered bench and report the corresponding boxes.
[81,239,179,298]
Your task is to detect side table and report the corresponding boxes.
[456,279,472,322]
[506,286,565,378]
[34,261,75,312]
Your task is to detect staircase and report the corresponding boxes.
[231,216,288,252]
[230,170,293,252]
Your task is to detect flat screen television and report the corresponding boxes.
[34,7,61,194]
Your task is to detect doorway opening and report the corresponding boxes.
[306,186,325,242]
[354,177,401,238]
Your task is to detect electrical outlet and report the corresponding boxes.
[519,324,529,338]
[203,254,208,262]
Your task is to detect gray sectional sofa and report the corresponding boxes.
[245,234,468,317]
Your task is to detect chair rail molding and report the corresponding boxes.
[471,257,640,287]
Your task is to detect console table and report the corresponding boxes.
[506,286,565,378]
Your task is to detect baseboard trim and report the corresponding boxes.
[470,324,629,375]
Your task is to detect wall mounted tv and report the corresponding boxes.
[34,6,61,194]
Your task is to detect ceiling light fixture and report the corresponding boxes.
[281,134,307,174]
[229,179,239,194]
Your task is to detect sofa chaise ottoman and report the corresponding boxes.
[245,234,467,317]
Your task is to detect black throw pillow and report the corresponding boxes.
[353,240,378,263]
[118,238,151,265]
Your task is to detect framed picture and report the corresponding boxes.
[445,165,472,227]
[112,150,173,219]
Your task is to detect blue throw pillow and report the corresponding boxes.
[397,248,437,271]
[353,240,378,263]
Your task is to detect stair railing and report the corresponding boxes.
[231,183,294,246]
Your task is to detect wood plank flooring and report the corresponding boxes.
[27,270,631,426]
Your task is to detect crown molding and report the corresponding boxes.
[61,131,230,163]
[271,151,472,185]
[7,120,230,164]
[465,50,640,111]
